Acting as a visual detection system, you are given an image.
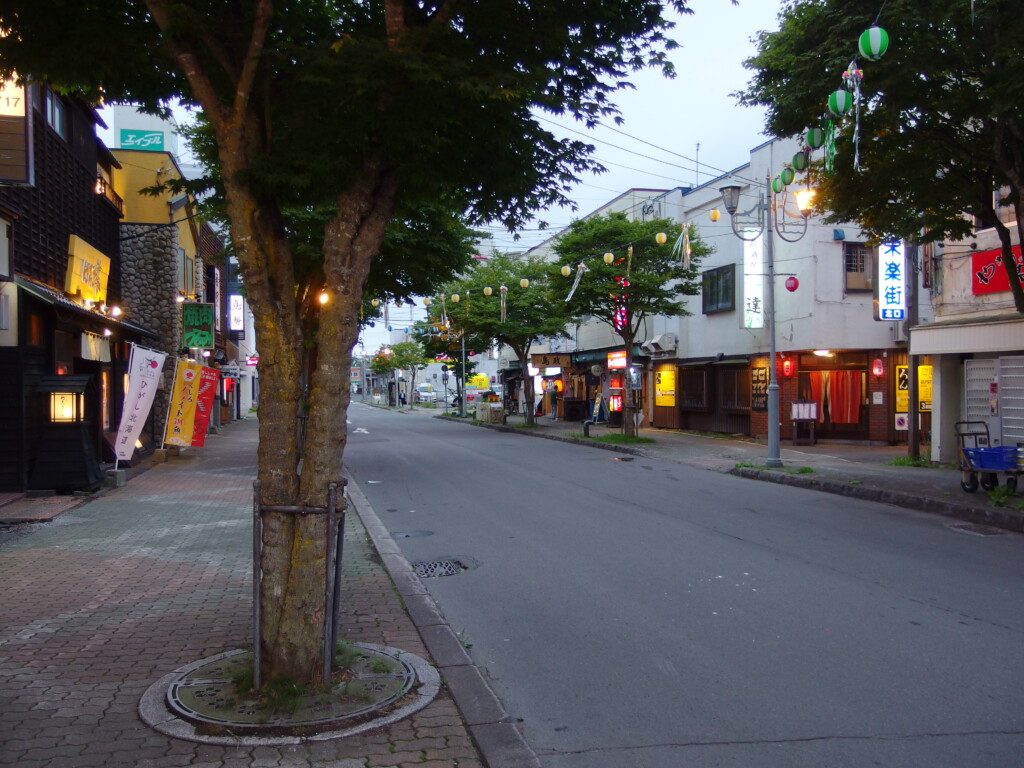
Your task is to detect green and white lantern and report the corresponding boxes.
[806,128,825,149]
[792,150,809,171]
[780,167,795,186]
[771,175,784,194]
[858,26,889,60]
[828,88,853,117]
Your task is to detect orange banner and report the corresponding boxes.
[164,360,203,446]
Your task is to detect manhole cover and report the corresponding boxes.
[947,522,1006,537]
[394,531,434,538]
[413,560,466,578]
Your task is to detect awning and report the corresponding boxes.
[16,275,159,339]
[572,345,647,364]
[911,317,1024,356]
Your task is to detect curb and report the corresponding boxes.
[345,471,543,768]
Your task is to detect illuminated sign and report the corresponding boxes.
[64,236,111,302]
[181,303,216,349]
[607,350,627,369]
[971,245,1024,295]
[654,367,676,407]
[229,294,245,331]
[119,128,165,151]
[0,76,33,186]
[742,235,765,329]
[874,239,906,321]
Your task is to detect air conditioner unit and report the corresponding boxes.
[645,333,677,354]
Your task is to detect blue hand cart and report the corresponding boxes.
[955,421,1021,493]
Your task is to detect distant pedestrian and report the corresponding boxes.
[399,392,407,406]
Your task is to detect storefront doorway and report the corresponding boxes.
[797,351,869,440]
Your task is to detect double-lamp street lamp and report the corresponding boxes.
[720,175,815,468]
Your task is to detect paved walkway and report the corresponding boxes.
[0,418,487,768]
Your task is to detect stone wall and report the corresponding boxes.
[119,223,181,441]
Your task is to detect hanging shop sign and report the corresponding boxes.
[654,367,676,407]
[0,76,33,186]
[64,236,111,303]
[742,236,765,329]
[181,303,216,349]
[607,350,627,369]
[873,239,906,320]
[895,365,932,413]
[971,245,1024,295]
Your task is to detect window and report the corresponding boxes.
[844,243,874,292]
[678,368,708,409]
[178,246,195,299]
[720,367,751,409]
[44,88,66,139]
[974,186,1016,230]
[702,264,735,314]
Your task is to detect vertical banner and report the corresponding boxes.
[742,235,765,329]
[164,360,203,446]
[190,367,221,447]
[114,343,167,460]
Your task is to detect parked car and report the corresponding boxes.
[414,384,439,403]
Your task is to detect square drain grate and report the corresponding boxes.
[414,560,465,578]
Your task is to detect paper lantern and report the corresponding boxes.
[655,232,667,244]
[370,298,379,307]
[806,127,825,149]
[451,294,459,302]
[828,89,852,117]
[785,276,799,292]
[423,297,431,306]
[603,252,614,264]
[483,286,492,296]
[709,209,721,222]
[858,26,889,61]
[519,278,529,289]
[782,359,794,377]
[780,167,795,186]
[560,265,571,277]
[771,176,784,194]
[872,358,885,376]
[792,151,809,172]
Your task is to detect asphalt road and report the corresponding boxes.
[344,403,1024,768]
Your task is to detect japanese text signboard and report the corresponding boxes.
[751,367,769,412]
[873,239,906,321]
[164,360,203,446]
[114,344,167,460]
[654,368,676,407]
[181,303,216,349]
[190,368,221,447]
[971,245,1024,295]
[895,365,933,413]
[742,236,765,329]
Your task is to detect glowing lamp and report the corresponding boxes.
[318,290,329,305]
[782,359,794,377]
[603,252,614,264]
[785,276,799,292]
[872,358,885,377]
[50,390,83,423]
[794,188,816,217]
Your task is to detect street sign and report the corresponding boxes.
[220,364,241,378]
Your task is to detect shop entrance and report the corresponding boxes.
[797,352,869,440]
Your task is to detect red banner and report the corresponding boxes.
[972,244,1024,295]
[190,367,221,447]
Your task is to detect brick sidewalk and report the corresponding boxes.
[0,419,485,768]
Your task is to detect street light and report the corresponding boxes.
[720,174,813,467]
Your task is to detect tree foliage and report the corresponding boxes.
[551,212,706,435]
[0,0,698,684]
[738,0,1024,312]
[435,254,574,424]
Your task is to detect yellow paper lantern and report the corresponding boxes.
[423,297,431,306]
[370,298,379,307]
[709,209,721,222]
[520,278,529,289]
[483,286,493,296]
[655,232,667,244]
[451,294,459,303]
[560,265,571,277]
[603,252,614,264]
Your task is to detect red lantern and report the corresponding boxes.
[785,276,799,292]
[872,358,885,377]
[782,359,794,377]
